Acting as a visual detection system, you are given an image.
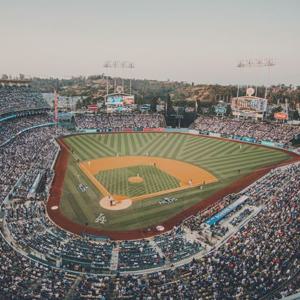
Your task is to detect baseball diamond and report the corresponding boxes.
[81,156,217,199]
[48,132,292,235]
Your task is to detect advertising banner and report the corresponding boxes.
[188,129,199,135]
[261,140,275,147]
[106,95,124,105]
[88,104,98,112]
[241,136,256,143]
[231,96,267,112]
[122,128,133,132]
[143,127,165,132]
[164,128,188,133]
[209,132,221,138]
[274,112,288,120]
[123,95,135,105]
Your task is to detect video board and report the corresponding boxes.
[106,95,135,106]
[106,95,124,105]
[123,95,135,105]
[214,104,227,115]
[231,96,267,112]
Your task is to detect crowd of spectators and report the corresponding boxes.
[0,125,65,204]
[3,196,204,274]
[0,112,299,299]
[154,227,202,263]
[75,113,166,129]
[118,240,165,271]
[229,207,253,227]
[192,116,299,145]
[0,84,49,115]
[183,193,239,234]
[73,163,300,299]
[2,159,299,298]
[0,114,52,145]
[0,236,76,299]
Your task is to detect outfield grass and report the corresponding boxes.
[60,133,291,231]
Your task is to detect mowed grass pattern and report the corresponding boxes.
[65,133,289,180]
[96,165,180,197]
[60,133,291,230]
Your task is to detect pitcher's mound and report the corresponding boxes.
[128,176,144,183]
[100,196,132,211]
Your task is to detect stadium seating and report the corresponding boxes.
[192,115,299,145]
[0,110,299,299]
[118,240,165,271]
[0,85,49,116]
[0,114,52,145]
[75,113,165,129]
[154,227,202,262]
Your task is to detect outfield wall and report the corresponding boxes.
[197,129,292,150]
[76,126,295,151]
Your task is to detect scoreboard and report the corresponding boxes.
[231,96,267,113]
[106,94,135,106]
[106,95,123,105]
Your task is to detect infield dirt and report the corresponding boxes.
[79,156,218,202]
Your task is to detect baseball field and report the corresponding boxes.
[49,132,292,235]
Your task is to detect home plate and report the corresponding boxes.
[99,196,132,211]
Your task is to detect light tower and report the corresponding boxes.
[127,62,134,95]
[103,61,111,95]
[103,60,135,95]
[236,58,276,98]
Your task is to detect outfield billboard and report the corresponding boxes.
[106,95,135,106]
[274,112,288,120]
[123,95,135,105]
[88,104,98,112]
[106,95,124,105]
[231,96,268,112]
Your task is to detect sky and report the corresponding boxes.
[0,0,300,85]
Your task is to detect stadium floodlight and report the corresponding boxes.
[237,58,275,68]
[236,58,276,99]
[103,61,112,68]
[103,60,135,95]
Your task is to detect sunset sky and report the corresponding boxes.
[1,0,299,85]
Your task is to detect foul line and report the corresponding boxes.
[79,163,110,197]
